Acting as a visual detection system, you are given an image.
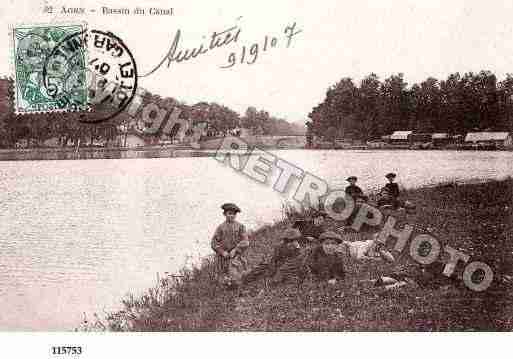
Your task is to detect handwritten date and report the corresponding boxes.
[220,22,302,69]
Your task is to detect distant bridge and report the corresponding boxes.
[199,135,306,150]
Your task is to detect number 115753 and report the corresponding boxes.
[51,346,82,355]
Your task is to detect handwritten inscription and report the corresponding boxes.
[139,18,243,77]
[139,19,302,76]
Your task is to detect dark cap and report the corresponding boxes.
[319,231,343,243]
[281,228,302,241]
[221,203,241,213]
[385,172,397,179]
[346,176,357,181]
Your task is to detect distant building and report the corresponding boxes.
[464,132,512,148]
[389,131,413,144]
[431,133,451,147]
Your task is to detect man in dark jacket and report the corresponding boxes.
[377,173,402,209]
[345,176,368,225]
[345,176,368,201]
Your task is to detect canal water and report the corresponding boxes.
[1,150,512,330]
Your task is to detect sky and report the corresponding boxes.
[2,0,513,123]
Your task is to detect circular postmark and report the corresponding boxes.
[41,28,88,112]
[43,28,138,123]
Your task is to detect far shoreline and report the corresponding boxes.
[0,145,512,161]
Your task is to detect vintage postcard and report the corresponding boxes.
[0,0,512,357]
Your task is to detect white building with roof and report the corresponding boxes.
[464,132,512,148]
[389,131,413,143]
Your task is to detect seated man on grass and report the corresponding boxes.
[367,261,460,291]
[344,176,370,225]
[359,240,459,291]
[245,229,348,287]
[377,172,416,212]
[242,228,308,286]
[345,176,368,202]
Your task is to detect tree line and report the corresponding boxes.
[307,71,513,141]
[0,78,304,148]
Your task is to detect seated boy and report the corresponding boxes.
[306,231,346,284]
[345,176,368,202]
[243,228,307,285]
[345,176,369,225]
[377,172,402,209]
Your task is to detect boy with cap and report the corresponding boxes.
[345,176,368,225]
[378,173,402,209]
[345,176,368,202]
[306,231,346,284]
[211,203,249,283]
[243,228,307,285]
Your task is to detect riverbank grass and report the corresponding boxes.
[96,178,513,331]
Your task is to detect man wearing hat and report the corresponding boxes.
[243,228,307,285]
[345,176,368,202]
[344,176,368,226]
[306,231,346,284]
[378,173,402,209]
[211,203,249,282]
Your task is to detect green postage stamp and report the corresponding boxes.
[11,23,88,113]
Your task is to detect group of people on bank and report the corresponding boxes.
[211,204,349,288]
[210,173,430,290]
[345,172,406,210]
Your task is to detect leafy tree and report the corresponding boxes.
[309,71,513,141]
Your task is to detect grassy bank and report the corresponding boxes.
[91,178,513,331]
